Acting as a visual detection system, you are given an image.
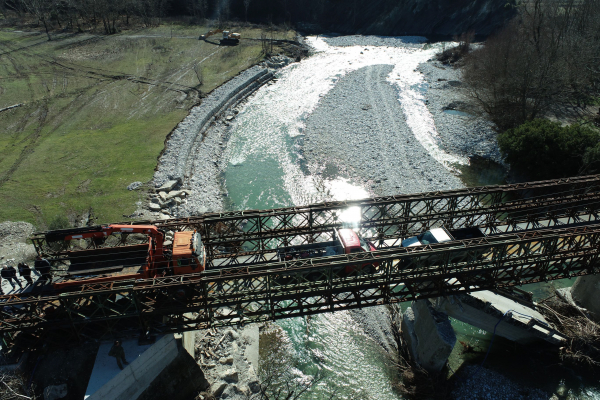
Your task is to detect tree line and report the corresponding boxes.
[0,0,339,39]
[2,0,168,38]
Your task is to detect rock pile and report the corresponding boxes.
[263,55,293,69]
[195,325,260,399]
[144,179,192,219]
[154,66,273,188]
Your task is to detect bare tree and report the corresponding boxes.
[244,0,251,22]
[463,0,600,130]
[20,0,53,40]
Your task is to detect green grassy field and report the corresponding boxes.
[0,24,294,228]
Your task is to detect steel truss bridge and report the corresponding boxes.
[4,175,600,348]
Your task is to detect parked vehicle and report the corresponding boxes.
[400,227,486,265]
[401,227,485,247]
[277,228,377,274]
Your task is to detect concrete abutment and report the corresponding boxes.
[401,299,456,373]
[86,331,208,400]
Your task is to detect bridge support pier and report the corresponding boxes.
[566,274,600,319]
[401,299,456,373]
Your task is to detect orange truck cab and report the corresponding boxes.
[171,231,206,274]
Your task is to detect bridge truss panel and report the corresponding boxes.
[4,222,600,348]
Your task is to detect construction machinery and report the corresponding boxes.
[199,29,241,45]
[42,224,206,290]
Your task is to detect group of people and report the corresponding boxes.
[0,255,53,295]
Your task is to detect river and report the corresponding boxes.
[218,36,599,399]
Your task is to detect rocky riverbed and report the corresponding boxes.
[303,37,499,198]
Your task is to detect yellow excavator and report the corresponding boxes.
[199,29,241,45]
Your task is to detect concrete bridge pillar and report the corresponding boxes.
[570,274,600,318]
[401,299,456,373]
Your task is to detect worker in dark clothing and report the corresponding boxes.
[108,340,129,370]
[34,255,52,284]
[18,263,33,286]
[1,265,22,290]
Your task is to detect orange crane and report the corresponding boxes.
[47,224,206,289]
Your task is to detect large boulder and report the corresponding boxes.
[157,180,179,192]
[221,368,239,383]
[127,181,143,191]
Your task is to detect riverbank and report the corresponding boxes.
[149,65,275,218]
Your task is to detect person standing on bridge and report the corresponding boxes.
[1,264,22,291]
[18,262,33,286]
[34,255,52,284]
[108,340,129,370]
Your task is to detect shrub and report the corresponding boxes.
[498,119,600,180]
[48,215,71,231]
[435,32,474,65]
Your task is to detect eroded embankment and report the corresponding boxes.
[152,66,274,215]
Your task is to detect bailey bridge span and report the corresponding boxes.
[3,175,600,349]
